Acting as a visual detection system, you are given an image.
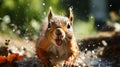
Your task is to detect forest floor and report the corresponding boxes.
[0,31,120,67]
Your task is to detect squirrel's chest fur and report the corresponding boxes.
[47,42,70,63]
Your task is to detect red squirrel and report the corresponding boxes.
[36,7,79,67]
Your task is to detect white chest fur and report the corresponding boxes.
[47,43,70,65]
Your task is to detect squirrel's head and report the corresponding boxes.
[47,7,74,46]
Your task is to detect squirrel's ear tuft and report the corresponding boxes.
[48,7,53,22]
[68,7,74,24]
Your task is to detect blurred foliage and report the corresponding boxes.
[0,0,43,38]
[0,0,65,39]
[74,16,95,38]
[0,0,120,39]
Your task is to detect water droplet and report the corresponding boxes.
[56,56,58,58]
[11,24,15,26]
[3,15,11,23]
[90,16,94,19]
[93,44,95,46]
[12,29,15,32]
[43,3,45,6]
[21,46,25,50]
[44,12,46,15]
[97,24,100,27]
[25,37,29,40]
[83,63,86,66]
[109,4,112,7]
[101,40,107,46]
[78,42,82,45]
[114,23,120,31]
[99,59,101,61]
[85,48,87,51]
[92,50,95,54]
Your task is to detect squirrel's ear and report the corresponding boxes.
[48,7,53,22]
[68,7,74,24]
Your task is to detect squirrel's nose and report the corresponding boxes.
[56,28,62,35]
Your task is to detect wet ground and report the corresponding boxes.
[77,31,120,67]
[0,31,120,67]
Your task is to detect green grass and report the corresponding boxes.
[73,16,96,39]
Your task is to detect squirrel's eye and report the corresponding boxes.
[48,21,54,28]
[67,23,70,29]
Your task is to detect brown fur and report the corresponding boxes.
[36,7,79,67]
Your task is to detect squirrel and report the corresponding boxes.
[36,7,79,67]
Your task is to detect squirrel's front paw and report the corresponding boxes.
[64,60,73,67]
[63,64,77,67]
